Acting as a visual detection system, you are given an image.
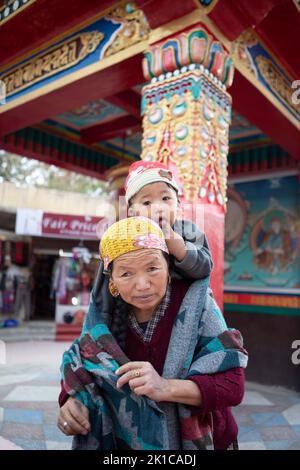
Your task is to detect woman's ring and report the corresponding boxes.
[63,421,68,429]
[132,369,141,378]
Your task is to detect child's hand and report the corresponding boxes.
[160,220,187,262]
[159,219,174,239]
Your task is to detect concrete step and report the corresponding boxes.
[0,321,56,342]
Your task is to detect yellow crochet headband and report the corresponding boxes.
[100,216,169,270]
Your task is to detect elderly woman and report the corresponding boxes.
[58,217,248,450]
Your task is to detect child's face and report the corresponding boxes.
[128,182,179,227]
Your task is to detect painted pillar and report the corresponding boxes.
[140,25,234,309]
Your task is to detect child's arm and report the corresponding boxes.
[163,219,213,280]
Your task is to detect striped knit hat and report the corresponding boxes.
[125,161,179,204]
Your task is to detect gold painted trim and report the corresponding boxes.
[197,17,300,130]
[0,10,214,114]
[2,4,298,134]
[0,39,149,114]
[0,0,131,71]
[234,60,300,131]
[2,31,104,98]
[147,8,231,53]
[232,29,300,131]
[233,28,295,82]
[0,0,36,27]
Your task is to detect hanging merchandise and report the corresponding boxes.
[14,269,31,321]
[52,246,97,328]
[0,255,18,315]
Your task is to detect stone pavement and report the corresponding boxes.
[0,341,72,450]
[233,382,300,450]
[0,340,299,450]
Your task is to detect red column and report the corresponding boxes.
[140,25,234,309]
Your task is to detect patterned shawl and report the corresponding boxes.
[61,277,248,450]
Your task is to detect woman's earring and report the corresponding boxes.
[109,280,119,298]
[168,274,171,284]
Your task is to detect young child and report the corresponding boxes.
[85,161,213,330]
[125,161,212,280]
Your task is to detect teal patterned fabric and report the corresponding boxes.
[61,277,248,450]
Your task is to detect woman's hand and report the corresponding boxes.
[57,397,91,436]
[115,361,169,402]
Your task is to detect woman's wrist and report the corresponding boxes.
[159,378,202,406]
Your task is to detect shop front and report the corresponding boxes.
[14,209,103,340]
[0,224,31,325]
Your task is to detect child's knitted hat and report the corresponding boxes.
[125,161,179,204]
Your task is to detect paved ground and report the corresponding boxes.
[0,340,300,450]
[0,341,72,450]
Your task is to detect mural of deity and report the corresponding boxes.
[251,206,298,276]
[224,176,299,290]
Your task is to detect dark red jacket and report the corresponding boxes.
[59,280,245,450]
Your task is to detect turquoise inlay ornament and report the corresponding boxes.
[219,142,228,155]
[200,187,207,198]
[145,134,156,145]
[149,107,163,124]
[177,146,187,157]
[203,104,214,121]
[172,100,187,117]
[125,3,135,13]
[200,128,209,141]
[218,115,228,129]
[175,124,188,140]
[200,149,208,159]
[208,191,215,203]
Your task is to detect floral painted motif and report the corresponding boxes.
[134,233,168,253]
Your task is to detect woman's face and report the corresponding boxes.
[111,249,168,312]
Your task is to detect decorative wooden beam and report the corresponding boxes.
[255,0,300,79]
[0,0,116,67]
[81,116,141,144]
[0,54,144,137]
[208,0,282,41]
[208,0,300,78]
[135,0,197,29]
[231,70,300,160]
[105,90,141,119]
